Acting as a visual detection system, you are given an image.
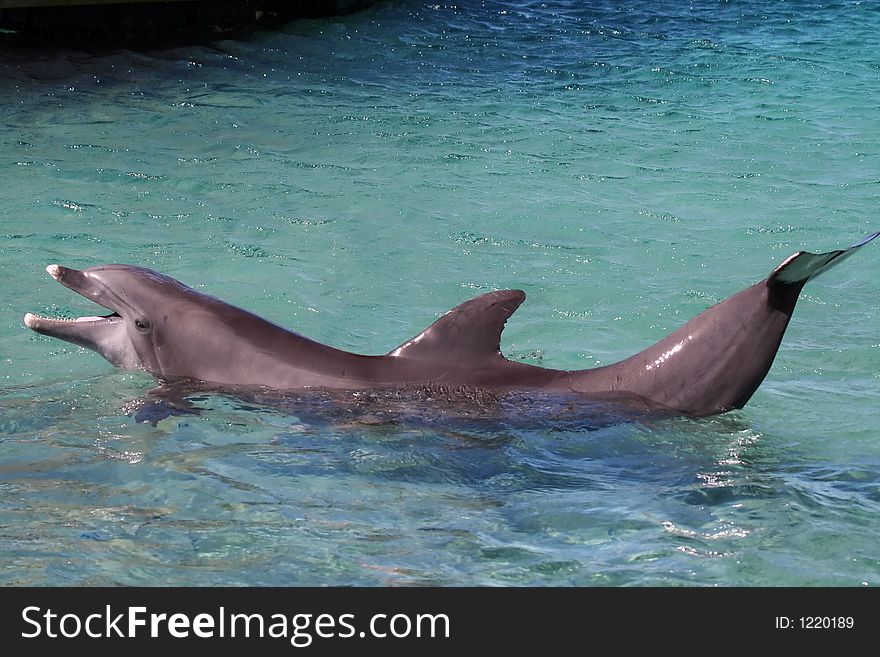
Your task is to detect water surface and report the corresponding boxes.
[1,0,879,586]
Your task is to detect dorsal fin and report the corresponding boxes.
[388,290,526,363]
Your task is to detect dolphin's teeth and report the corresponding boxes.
[23,312,115,326]
[46,264,62,280]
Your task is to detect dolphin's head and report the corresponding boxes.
[24,264,203,376]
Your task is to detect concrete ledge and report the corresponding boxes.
[0,0,194,7]
[0,0,379,38]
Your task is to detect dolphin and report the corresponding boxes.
[23,231,878,419]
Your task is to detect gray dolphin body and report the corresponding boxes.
[24,232,878,418]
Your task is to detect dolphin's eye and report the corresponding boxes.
[134,318,152,334]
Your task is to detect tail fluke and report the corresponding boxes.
[770,230,880,286]
[571,229,879,416]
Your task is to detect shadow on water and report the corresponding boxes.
[3,375,879,585]
[0,375,786,495]
[5,374,875,514]
[118,382,785,496]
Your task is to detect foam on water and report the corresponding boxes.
[1,0,879,585]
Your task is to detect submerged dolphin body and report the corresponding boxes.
[24,232,878,419]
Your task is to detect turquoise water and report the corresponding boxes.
[1,0,879,586]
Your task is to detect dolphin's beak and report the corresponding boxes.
[44,264,100,297]
[23,264,122,347]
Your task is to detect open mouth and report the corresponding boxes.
[23,264,122,332]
